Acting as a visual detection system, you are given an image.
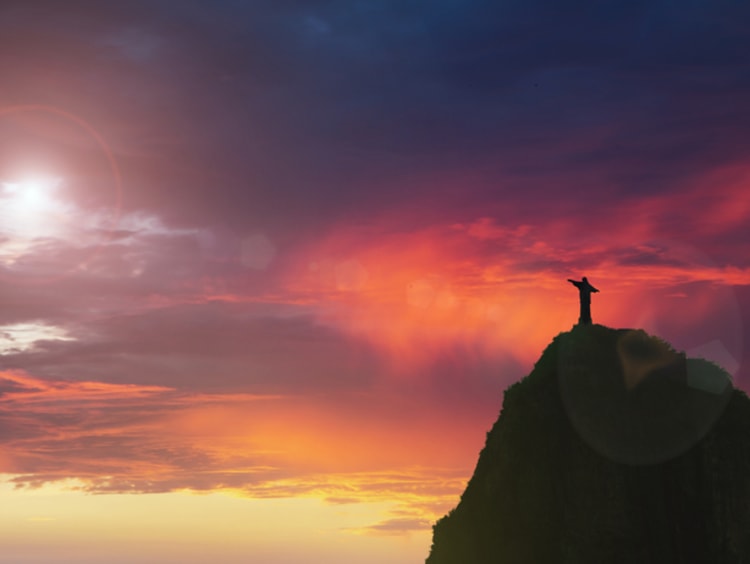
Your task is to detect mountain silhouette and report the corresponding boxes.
[427,324,748,564]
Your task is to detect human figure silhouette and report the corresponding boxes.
[567,276,599,325]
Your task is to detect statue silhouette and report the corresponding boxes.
[568,276,599,325]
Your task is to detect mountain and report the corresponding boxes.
[426,324,749,564]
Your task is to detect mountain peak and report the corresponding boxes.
[427,325,748,563]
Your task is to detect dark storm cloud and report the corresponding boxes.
[4,0,750,236]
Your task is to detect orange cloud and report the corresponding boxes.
[283,225,570,368]
[270,166,748,373]
[0,371,171,405]
[0,369,477,530]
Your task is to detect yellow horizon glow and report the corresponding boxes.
[0,475,432,564]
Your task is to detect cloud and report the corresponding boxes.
[277,176,748,367]
[0,366,478,536]
[5,0,749,238]
[0,369,282,488]
[0,371,170,404]
[0,322,75,354]
[0,302,385,395]
[0,6,748,547]
[350,517,433,536]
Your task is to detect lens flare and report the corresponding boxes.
[0,105,122,283]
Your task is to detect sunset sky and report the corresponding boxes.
[0,1,749,562]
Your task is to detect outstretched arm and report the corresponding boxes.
[591,286,599,293]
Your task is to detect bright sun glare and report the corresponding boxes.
[0,176,70,264]
[3,177,60,212]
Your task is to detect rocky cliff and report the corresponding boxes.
[427,324,749,563]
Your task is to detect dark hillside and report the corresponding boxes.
[427,325,748,564]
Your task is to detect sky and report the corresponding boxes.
[0,1,749,562]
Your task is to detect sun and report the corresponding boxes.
[3,176,61,214]
[0,176,70,263]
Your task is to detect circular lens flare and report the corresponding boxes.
[0,105,122,284]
